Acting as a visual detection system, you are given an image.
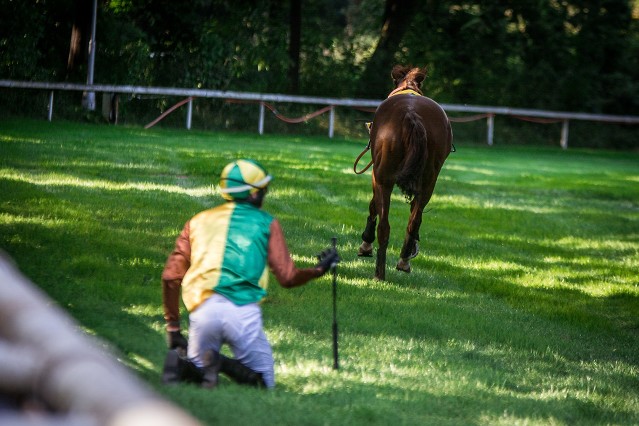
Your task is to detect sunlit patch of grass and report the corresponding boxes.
[0,212,71,227]
[0,168,213,197]
[463,258,525,273]
[437,193,563,214]
[0,135,45,144]
[445,163,498,176]
[121,304,162,317]
[264,186,316,201]
[547,235,638,253]
[125,352,156,373]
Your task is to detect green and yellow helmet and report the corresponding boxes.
[219,159,272,201]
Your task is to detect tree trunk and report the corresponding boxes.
[288,0,302,94]
[66,0,91,77]
[357,0,417,98]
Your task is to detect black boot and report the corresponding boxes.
[181,357,205,384]
[201,349,222,389]
[219,354,266,388]
[162,349,204,385]
[162,349,182,384]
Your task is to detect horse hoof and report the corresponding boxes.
[396,259,411,273]
[358,242,374,257]
[396,265,411,273]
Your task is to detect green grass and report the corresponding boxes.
[1,118,638,425]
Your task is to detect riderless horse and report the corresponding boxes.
[356,65,453,280]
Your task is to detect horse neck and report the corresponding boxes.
[387,82,423,98]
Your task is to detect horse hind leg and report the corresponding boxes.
[396,194,429,273]
[358,197,377,257]
[375,218,390,280]
[374,184,392,281]
[358,242,374,257]
[396,237,419,273]
[359,176,391,280]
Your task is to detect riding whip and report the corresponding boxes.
[331,237,339,370]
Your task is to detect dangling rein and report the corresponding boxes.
[354,87,424,175]
[353,121,374,174]
[353,140,373,174]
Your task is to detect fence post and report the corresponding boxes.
[487,113,494,146]
[258,102,265,135]
[82,0,97,111]
[328,106,335,138]
[186,98,193,130]
[48,91,54,122]
[560,119,569,149]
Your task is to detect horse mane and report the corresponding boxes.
[390,65,427,95]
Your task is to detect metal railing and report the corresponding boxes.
[0,252,202,426]
[2,79,638,148]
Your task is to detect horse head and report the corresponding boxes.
[389,65,426,97]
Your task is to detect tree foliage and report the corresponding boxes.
[1,0,638,116]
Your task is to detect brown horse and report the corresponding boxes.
[357,65,453,281]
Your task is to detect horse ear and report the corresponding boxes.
[391,65,408,81]
[402,67,426,87]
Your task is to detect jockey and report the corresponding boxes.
[161,159,339,388]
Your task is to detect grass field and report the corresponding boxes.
[0,118,638,425]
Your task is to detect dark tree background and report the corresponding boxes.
[1,0,638,125]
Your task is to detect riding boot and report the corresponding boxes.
[181,357,205,384]
[219,354,266,388]
[201,349,222,389]
[162,349,182,384]
[162,349,204,384]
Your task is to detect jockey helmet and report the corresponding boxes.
[219,159,272,201]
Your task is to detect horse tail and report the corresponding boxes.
[396,110,427,200]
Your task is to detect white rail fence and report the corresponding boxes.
[2,80,638,149]
[0,252,202,426]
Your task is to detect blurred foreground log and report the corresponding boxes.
[0,251,201,426]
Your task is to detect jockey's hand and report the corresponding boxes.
[316,247,340,274]
[167,330,188,351]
